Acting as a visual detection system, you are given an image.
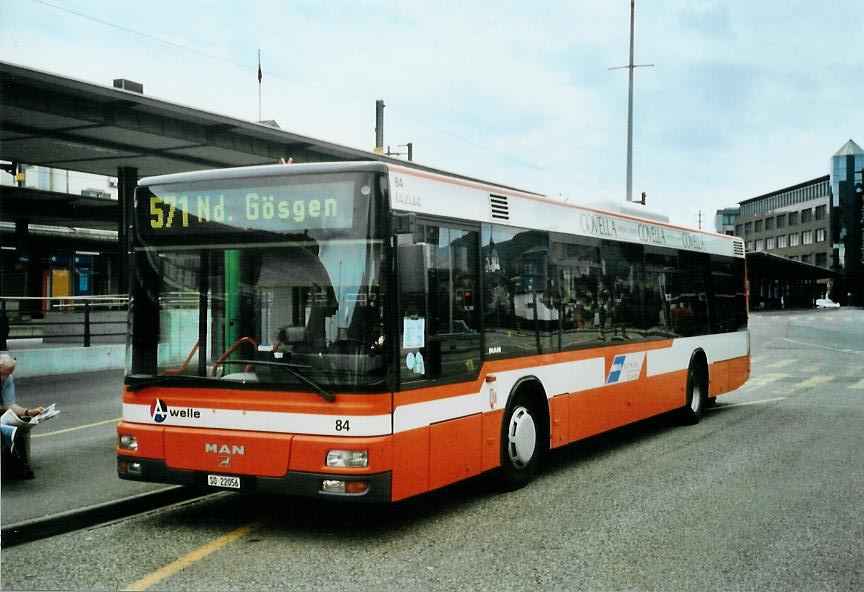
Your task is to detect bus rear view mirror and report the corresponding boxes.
[398,243,430,295]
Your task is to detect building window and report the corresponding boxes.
[801,254,812,264]
[745,222,753,234]
[789,255,798,261]
[816,228,826,242]
[801,208,813,223]
[765,217,775,230]
[735,224,743,237]
[789,233,800,247]
[802,230,813,245]
[788,211,799,226]
[776,235,787,249]
[776,214,785,229]
[755,220,763,232]
[755,239,764,251]
[815,253,828,267]
[746,241,754,251]
[765,236,775,250]
[815,205,826,220]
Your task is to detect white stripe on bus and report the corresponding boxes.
[122,333,750,436]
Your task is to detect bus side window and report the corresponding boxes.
[600,242,645,341]
[675,251,711,336]
[709,255,747,334]
[549,235,603,351]
[483,225,551,356]
[644,247,679,338]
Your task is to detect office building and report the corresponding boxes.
[735,176,832,268]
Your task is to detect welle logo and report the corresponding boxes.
[149,398,201,423]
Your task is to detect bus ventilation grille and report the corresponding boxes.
[490,195,510,220]
[734,241,745,256]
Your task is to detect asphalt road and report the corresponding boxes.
[3,308,863,591]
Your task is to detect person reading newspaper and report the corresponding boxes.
[1,352,52,480]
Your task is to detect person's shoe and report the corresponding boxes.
[2,460,34,480]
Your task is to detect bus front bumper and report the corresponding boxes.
[117,455,392,503]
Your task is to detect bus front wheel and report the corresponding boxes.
[498,396,541,490]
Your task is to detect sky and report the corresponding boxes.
[1,0,862,228]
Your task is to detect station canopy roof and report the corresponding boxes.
[0,60,396,178]
[1,61,542,234]
[746,251,839,281]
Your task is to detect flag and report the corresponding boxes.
[257,50,262,84]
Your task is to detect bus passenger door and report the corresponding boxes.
[399,222,482,384]
[396,221,482,495]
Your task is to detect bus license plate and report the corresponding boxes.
[208,474,240,489]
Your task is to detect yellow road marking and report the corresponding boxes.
[765,358,795,369]
[709,396,788,410]
[31,417,121,438]
[788,375,833,392]
[122,521,263,591]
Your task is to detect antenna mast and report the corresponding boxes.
[609,1,654,202]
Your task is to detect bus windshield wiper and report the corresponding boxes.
[126,373,210,392]
[224,359,336,403]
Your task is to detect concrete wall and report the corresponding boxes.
[10,344,125,378]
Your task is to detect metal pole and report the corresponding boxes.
[83,300,91,348]
[375,100,385,154]
[610,1,652,203]
[626,0,635,202]
[258,49,262,122]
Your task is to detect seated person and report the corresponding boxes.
[1,353,46,480]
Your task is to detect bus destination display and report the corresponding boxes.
[139,179,357,239]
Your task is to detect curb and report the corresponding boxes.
[1,486,205,548]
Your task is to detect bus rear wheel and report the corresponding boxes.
[681,362,708,425]
[498,396,541,490]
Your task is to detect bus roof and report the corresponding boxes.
[138,160,544,198]
[138,161,739,250]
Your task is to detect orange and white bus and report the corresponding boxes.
[117,161,749,501]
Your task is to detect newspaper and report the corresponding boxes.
[1,404,61,431]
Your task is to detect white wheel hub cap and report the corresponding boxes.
[507,406,537,468]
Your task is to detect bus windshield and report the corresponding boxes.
[127,171,389,391]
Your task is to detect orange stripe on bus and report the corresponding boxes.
[395,339,675,407]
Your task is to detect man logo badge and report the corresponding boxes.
[205,443,245,468]
[205,443,245,455]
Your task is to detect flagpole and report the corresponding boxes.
[257,49,262,122]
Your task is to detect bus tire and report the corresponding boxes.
[681,359,708,425]
[498,393,543,490]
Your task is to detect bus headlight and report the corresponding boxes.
[326,450,368,468]
[119,434,138,451]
